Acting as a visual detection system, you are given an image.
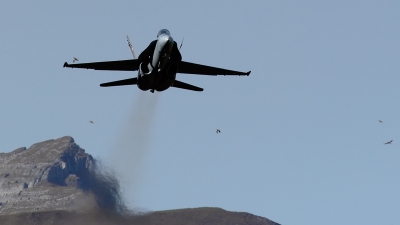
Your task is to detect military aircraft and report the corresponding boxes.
[63,29,250,92]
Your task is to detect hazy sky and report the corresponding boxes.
[1,1,400,224]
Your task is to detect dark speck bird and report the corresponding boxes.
[216,129,221,134]
[89,120,94,124]
[384,140,393,145]
[73,57,79,63]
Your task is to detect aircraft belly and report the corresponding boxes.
[138,71,175,92]
[137,73,154,90]
[155,72,175,91]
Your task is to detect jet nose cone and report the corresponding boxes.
[156,34,174,52]
[158,34,172,44]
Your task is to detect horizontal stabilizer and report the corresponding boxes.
[172,80,203,91]
[100,78,138,87]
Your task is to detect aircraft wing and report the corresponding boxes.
[63,59,139,71]
[177,61,251,76]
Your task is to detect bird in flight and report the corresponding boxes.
[73,57,79,63]
[384,140,393,145]
[89,120,94,124]
[216,129,221,134]
[378,120,383,123]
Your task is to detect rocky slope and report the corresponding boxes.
[0,136,93,214]
[0,136,279,225]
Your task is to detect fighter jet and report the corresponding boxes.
[63,29,250,93]
[384,140,393,145]
[216,129,221,134]
[73,57,79,63]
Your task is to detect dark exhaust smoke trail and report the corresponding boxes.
[109,91,160,206]
[78,158,127,214]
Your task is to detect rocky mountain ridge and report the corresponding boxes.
[0,136,279,225]
[0,136,93,214]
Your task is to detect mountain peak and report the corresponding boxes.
[0,136,93,214]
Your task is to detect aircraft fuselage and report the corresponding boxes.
[137,33,176,92]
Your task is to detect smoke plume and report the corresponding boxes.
[77,158,127,214]
[109,91,160,206]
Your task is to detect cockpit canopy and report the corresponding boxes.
[157,29,170,38]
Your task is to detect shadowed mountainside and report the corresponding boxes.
[0,207,279,225]
[0,136,279,225]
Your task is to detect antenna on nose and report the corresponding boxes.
[127,35,137,59]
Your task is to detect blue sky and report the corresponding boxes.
[1,1,400,224]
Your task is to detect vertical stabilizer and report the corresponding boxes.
[179,37,184,50]
[127,35,137,59]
